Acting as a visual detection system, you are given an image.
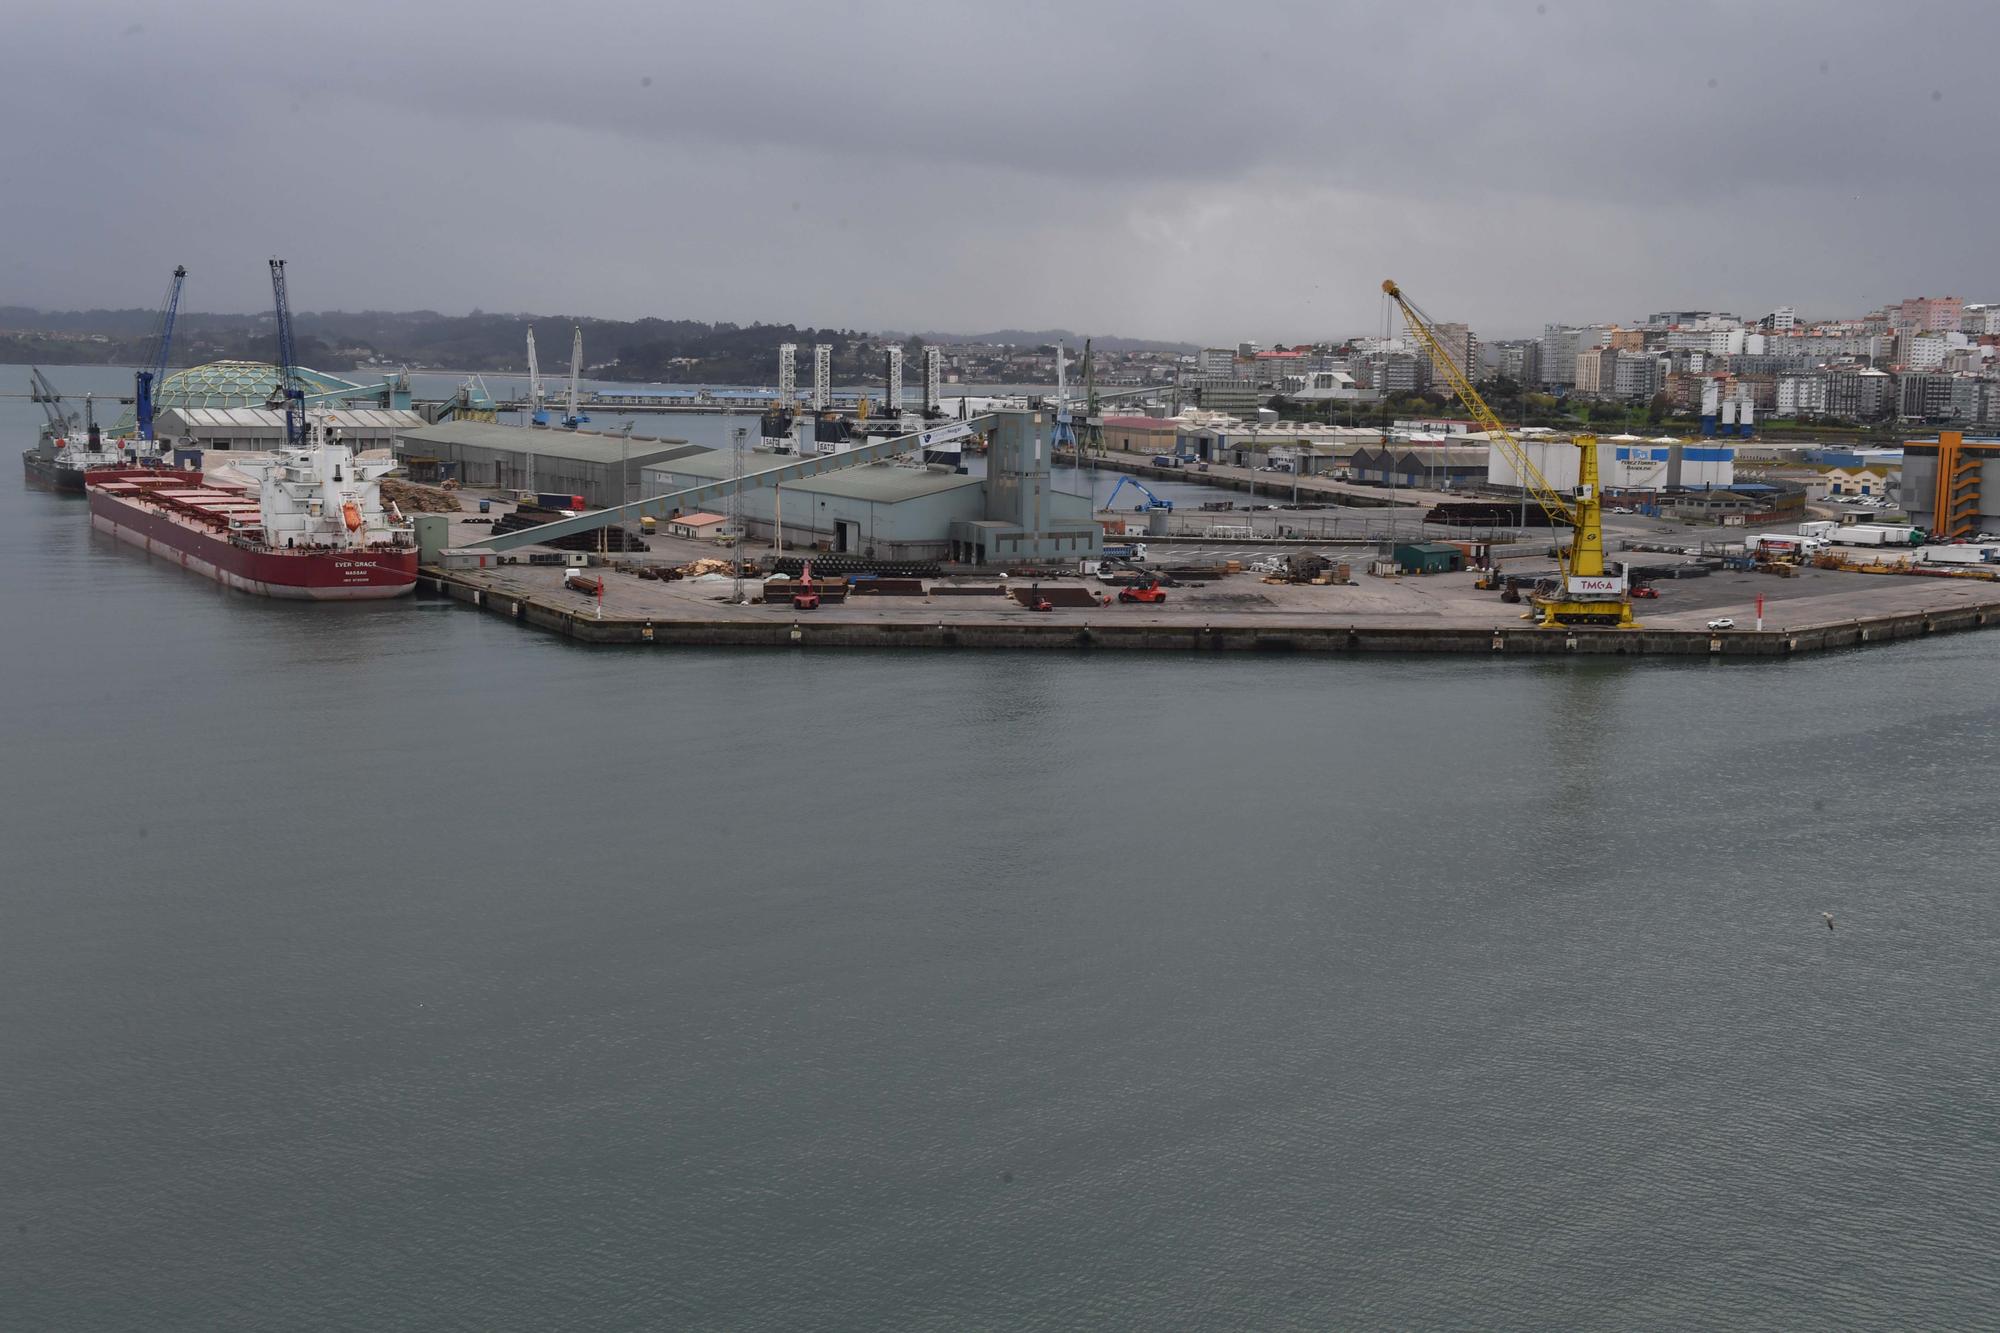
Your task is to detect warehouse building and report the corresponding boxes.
[164,406,428,451]
[1102,415,1180,457]
[643,452,987,559]
[392,421,700,508]
[1488,436,1735,493]
[640,410,1101,564]
[1350,444,1490,489]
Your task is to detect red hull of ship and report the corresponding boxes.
[87,485,417,600]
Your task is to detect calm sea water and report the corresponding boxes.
[3,365,1997,1330]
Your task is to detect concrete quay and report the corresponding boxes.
[422,557,2000,659]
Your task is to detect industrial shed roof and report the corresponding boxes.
[395,419,695,464]
[166,406,427,430]
[649,449,985,502]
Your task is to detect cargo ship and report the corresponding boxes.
[86,411,417,599]
[23,399,182,494]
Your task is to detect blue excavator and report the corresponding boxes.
[1104,475,1174,513]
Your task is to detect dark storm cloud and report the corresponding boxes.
[2,0,1991,341]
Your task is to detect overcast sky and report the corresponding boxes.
[2,0,1992,342]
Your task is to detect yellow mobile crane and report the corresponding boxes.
[1381,279,1635,628]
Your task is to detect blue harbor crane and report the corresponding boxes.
[1048,341,1076,457]
[268,259,305,446]
[133,265,186,443]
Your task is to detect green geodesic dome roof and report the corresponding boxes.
[111,360,365,430]
[160,359,361,407]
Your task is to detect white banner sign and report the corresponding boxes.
[1566,574,1626,597]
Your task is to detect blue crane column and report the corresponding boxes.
[268,259,304,446]
[134,265,186,443]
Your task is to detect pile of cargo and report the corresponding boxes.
[380,479,462,513]
[678,557,736,577]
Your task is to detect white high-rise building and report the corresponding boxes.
[1904,333,1950,370]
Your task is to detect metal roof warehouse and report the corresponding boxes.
[643,447,998,560]
[392,420,699,507]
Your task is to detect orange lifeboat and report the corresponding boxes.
[343,501,362,532]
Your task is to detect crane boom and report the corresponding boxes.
[1381,280,1570,529]
[526,327,548,425]
[135,264,187,443]
[563,326,588,428]
[30,367,72,433]
[1079,337,1104,455]
[269,259,304,446]
[1380,278,1630,627]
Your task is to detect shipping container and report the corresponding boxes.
[1920,545,2000,566]
[1834,523,1923,547]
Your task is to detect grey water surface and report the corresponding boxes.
[3,365,1996,1330]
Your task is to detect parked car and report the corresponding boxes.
[1707,617,1736,630]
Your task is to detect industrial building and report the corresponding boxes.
[1487,435,1735,493]
[108,359,408,436]
[1822,465,1896,498]
[1349,444,1489,490]
[1392,542,1467,574]
[1102,415,1180,457]
[163,406,427,451]
[1101,412,1377,469]
[1657,485,1794,522]
[643,452,987,559]
[641,410,1101,565]
[1899,431,2000,539]
[393,421,700,508]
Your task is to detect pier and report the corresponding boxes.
[422,551,2000,659]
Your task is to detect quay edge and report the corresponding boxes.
[420,569,2000,658]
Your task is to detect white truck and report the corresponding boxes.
[1921,545,2000,566]
[1834,523,1923,547]
[1752,533,1826,556]
[1799,520,1837,540]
